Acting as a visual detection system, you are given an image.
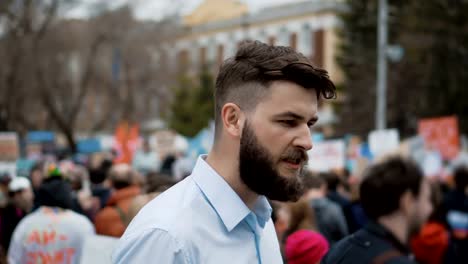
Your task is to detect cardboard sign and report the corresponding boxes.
[0,132,19,161]
[307,139,346,172]
[113,122,139,164]
[418,116,460,160]
[368,129,400,158]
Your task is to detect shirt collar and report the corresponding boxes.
[192,155,272,232]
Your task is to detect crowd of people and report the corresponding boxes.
[0,147,182,264]
[272,160,468,264]
[1,150,468,263]
[1,40,467,264]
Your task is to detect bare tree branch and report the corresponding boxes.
[36,0,59,40]
[68,34,106,124]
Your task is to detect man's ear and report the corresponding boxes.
[221,103,244,138]
[400,190,415,216]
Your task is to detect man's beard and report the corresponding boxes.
[239,121,308,202]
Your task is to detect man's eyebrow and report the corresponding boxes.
[273,111,319,123]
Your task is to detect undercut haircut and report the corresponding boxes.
[214,40,336,138]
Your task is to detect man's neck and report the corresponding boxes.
[378,214,409,246]
[206,150,259,210]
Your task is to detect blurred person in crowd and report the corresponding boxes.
[37,163,85,214]
[160,153,177,177]
[29,163,44,209]
[89,159,112,209]
[113,40,336,263]
[442,166,468,263]
[271,201,290,262]
[68,165,101,221]
[411,182,449,264]
[286,230,329,264]
[8,172,95,264]
[323,157,432,264]
[0,177,34,252]
[345,180,368,234]
[132,138,160,176]
[285,200,318,237]
[94,164,140,237]
[0,173,11,209]
[303,171,348,244]
[125,173,176,226]
[172,137,195,181]
[323,171,351,209]
[29,163,44,191]
[284,200,329,264]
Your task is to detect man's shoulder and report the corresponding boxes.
[122,177,215,239]
[323,229,412,264]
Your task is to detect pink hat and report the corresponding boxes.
[285,230,330,264]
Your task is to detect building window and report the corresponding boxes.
[217,44,224,69]
[200,46,207,68]
[178,49,189,72]
[257,29,267,43]
[191,43,199,69]
[289,32,297,50]
[278,26,288,46]
[207,38,216,66]
[313,29,324,67]
[301,23,312,57]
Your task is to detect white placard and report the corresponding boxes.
[307,139,346,172]
[369,129,400,157]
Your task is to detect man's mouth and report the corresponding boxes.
[281,158,302,170]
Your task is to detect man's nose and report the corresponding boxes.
[293,125,313,151]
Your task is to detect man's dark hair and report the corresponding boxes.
[360,156,424,220]
[454,166,468,191]
[302,171,326,190]
[214,40,336,138]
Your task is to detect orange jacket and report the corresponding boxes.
[94,185,141,237]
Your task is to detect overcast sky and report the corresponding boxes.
[64,0,306,20]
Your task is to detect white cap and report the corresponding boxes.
[8,177,31,192]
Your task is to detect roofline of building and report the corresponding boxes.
[184,0,347,35]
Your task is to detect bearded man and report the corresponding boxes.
[113,40,336,264]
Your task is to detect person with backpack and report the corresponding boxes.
[94,164,140,237]
[322,157,433,264]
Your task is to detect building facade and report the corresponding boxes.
[166,0,346,84]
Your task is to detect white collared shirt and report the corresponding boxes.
[112,155,283,264]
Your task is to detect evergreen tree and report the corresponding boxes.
[336,0,468,136]
[168,70,215,137]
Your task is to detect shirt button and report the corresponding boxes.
[365,241,371,247]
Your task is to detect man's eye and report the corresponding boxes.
[280,120,296,127]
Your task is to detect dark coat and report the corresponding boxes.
[322,221,417,264]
